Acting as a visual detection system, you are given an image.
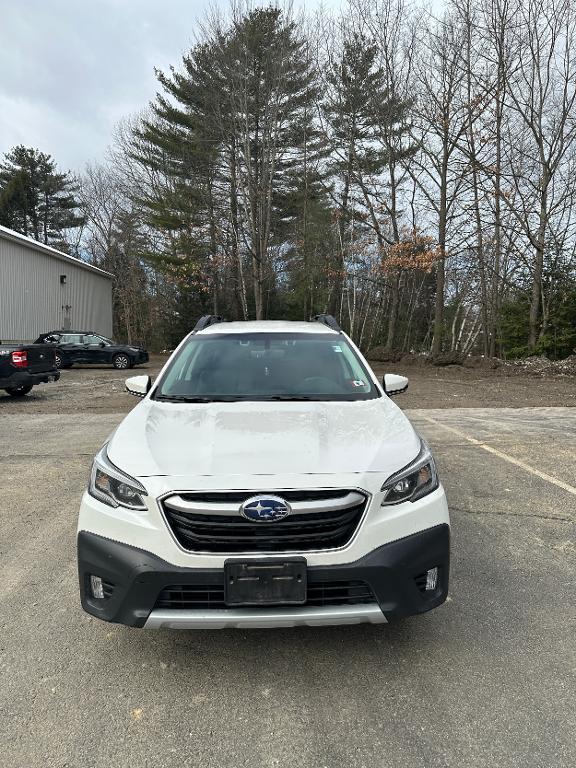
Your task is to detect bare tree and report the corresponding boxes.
[79,163,155,345]
[409,6,476,353]
[502,0,576,348]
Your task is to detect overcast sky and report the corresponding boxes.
[0,0,342,175]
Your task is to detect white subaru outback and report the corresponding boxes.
[77,315,450,628]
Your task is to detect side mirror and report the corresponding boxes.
[125,374,151,398]
[100,342,106,347]
[383,373,409,396]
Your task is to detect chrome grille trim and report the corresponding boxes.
[163,490,365,517]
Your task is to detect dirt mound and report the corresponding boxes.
[399,353,429,367]
[373,351,502,368]
[365,346,403,362]
[552,354,576,374]
[503,355,576,377]
[368,348,576,376]
[463,356,502,370]
[429,351,466,366]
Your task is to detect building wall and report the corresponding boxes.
[0,235,113,342]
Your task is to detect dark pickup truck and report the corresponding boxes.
[0,343,60,397]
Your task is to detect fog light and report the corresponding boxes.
[425,567,438,591]
[90,574,105,599]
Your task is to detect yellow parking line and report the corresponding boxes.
[422,415,576,497]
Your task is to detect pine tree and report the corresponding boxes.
[322,31,415,332]
[0,146,84,246]
[323,33,390,246]
[131,6,321,320]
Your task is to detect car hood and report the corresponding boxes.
[107,397,420,480]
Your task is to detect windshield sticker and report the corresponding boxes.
[352,380,365,387]
[332,345,343,352]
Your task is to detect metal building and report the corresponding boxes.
[0,224,113,342]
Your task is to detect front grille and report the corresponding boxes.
[161,489,368,553]
[155,579,376,610]
[156,584,224,610]
[306,580,375,606]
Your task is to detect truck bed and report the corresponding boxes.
[0,343,60,392]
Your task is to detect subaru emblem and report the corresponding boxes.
[240,495,292,522]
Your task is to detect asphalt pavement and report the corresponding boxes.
[1,405,575,768]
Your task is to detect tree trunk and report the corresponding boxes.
[207,175,219,315]
[252,257,264,320]
[431,140,449,355]
[229,144,247,319]
[385,270,400,351]
[528,174,548,349]
[489,18,506,359]
[528,242,544,349]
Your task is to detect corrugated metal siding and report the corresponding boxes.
[0,237,113,342]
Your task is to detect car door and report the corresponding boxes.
[81,334,109,364]
[95,335,116,364]
[59,333,85,363]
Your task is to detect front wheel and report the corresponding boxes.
[113,353,131,370]
[5,384,33,397]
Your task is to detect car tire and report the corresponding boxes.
[113,353,131,370]
[5,384,34,397]
[54,352,72,369]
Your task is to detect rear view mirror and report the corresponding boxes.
[125,375,151,398]
[383,373,409,396]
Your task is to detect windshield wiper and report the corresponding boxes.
[268,395,315,401]
[155,394,319,403]
[155,395,236,403]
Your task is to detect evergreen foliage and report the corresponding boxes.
[0,145,84,247]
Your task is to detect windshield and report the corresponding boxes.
[154,333,379,402]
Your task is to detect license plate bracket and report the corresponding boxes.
[224,558,307,606]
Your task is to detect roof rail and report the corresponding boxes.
[193,315,223,333]
[311,314,341,332]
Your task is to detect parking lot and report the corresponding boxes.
[1,363,575,768]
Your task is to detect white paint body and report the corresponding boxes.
[78,321,450,624]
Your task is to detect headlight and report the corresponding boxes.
[89,445,147,510]
[381,440,439,505]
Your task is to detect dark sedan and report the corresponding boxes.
[34,331,149,370]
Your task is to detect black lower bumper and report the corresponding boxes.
[0,370,60,389]
[78,525,450,628]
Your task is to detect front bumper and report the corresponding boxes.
[78,524,450,628]
[0,369,60,388]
